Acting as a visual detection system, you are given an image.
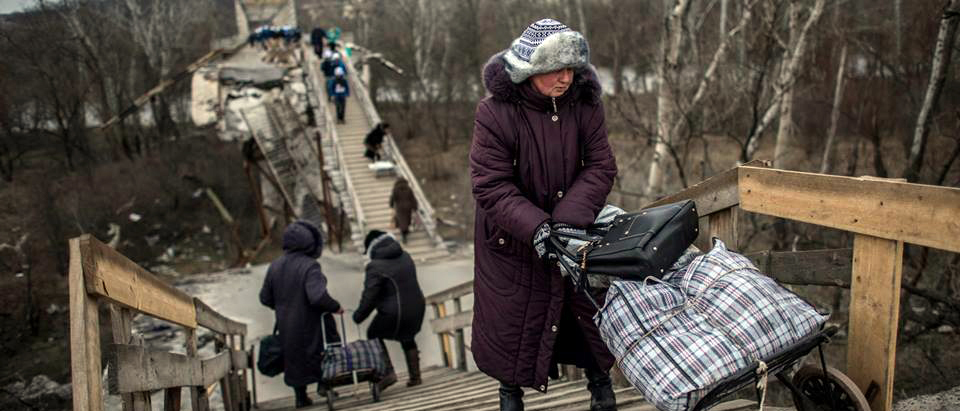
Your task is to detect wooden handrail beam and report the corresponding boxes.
[430,311,473,335]
[739,166,960,253]
[77,235,198,328]
[195,298,247,336]
[643,159,770,215]
[424,281,475,305]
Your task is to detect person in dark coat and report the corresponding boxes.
[389,178,418,243]
[363,122,389,162]
[259,221,343,408]
[331,68,350,123]
[469,19,619,411]
[353,230,427,390]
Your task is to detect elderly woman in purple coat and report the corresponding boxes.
[470,19,619,411]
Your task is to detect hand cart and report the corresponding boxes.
[549,237,871,411]
[319,312,383,411]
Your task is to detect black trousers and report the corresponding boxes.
[334,97,346,121]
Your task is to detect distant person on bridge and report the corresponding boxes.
[331,67,350,123]
[310,27,327,56]
[353,230,426,390]
[390,177,418,244]
[469,18,618,411]
[259,221,343,409]
[322,52,347,101]
[363,122,389,162]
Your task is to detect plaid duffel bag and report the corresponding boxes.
[320,339,387,382]
[595,239,827,411]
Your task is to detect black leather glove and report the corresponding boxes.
[532,221,551,258]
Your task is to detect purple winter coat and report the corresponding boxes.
[469,53,618,392]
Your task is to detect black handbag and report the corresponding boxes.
[257,324,284,377]
[555,200,699,282]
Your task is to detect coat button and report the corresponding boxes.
[557,190,564,198]
[498,238,505,245]
[551,325,558,332]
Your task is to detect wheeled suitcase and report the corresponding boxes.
[319,313,387,410]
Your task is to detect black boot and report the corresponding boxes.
[404,347,422,387]
[377,340,398,391]
[498,383,524,411]
[294,385,313,409]
[585,369,617,411]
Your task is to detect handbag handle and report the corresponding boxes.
[549,236,601,311]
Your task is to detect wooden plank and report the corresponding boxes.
[643,159,770,216]
[78,235,197,328]
[69,237,103,411]
[194,298,247,336]
[709,207,739,250]
[202,351,232,387]
[425,281,475,305]
[745,248,853,286]
[432,304,451,367]
[453,298,467,371]
[693,216,712,253]
[107,344,202,393]
[738,166,960,253]
[847,235,904,411]
[430,310,473,335]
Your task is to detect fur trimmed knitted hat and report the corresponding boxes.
[502,18,590,84]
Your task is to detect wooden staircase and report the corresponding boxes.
[257,366,758,411]
[326,93,449,261]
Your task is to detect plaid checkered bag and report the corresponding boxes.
[595,239,827,411]
[320,339,387,382]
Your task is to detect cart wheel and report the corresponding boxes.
[370,381,381,402]
[792,365,871,411]
[326,389,335,411]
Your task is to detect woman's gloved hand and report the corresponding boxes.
[532,221,551,258]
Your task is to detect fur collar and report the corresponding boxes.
[481,51,602,106]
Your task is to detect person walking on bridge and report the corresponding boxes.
[353,230,426,390]
[259,221,343,408]
[470,18,619,411]
[331,67,350,123]
[389,177,418,244]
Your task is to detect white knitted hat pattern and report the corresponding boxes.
[502,18,590,84]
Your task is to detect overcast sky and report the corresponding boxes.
[0,0,33,15]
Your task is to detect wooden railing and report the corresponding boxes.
[69,235,255,411]
[424,161,960,411]
[424,282,475,371]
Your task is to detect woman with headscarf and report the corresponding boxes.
[389,177,418,243]
[259,221,342,408]
[469,18,619,411]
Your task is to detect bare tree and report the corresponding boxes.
[905,0,960,182]
[743,0,825,165]
[819,43,848,174]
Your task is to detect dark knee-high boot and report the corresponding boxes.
[585,369,617,411]
[404,347,422,387]
[377,340,398,391]
[294,385,313,408]
[499,383,524,411]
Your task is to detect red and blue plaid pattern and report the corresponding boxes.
[320,339,387,382]
[595,239,827,411]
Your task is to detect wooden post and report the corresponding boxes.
[187,329,209,411]
[69,237,103,411]
[709,207,739,250]
[109,306,137,411]
[432,303,452,367]
[244,160,270,238]
[248,347,258,409]
[847,234,904,411]
[220,335,234,411]
[239,335,250,411]
[453,298,467,371]
[163,387,182,411]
